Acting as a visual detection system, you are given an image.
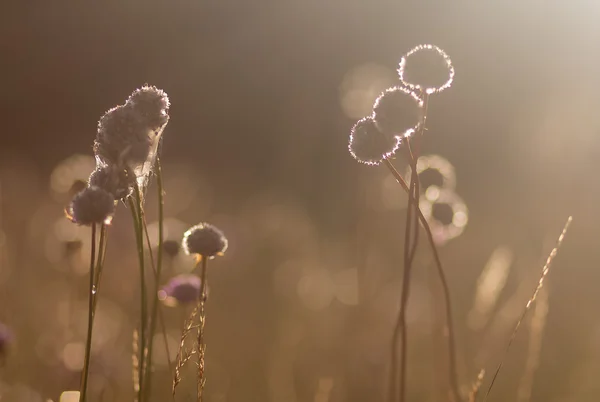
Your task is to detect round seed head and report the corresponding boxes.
[398,44,455,94]
[126,85,170,130]
[162,239,181,258]
[160,274,206,306]
[348,116,401,166]
[94,105,153,167]
[182,223,228,259]
[67,186,115,226]
[372,86,422,136]
[88,164,133,200]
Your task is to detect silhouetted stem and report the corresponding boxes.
[79,223,97,402]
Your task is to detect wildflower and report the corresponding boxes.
[372,86,422,136]
[88,164,133,200]
[348,116,400,166]
[0,322,12,362]
[162,239,181,258]
[126,85,170,131]
[159,274,207,306]
[93,104,153,167]
[182,223,228,259]
[398,44,455,94]
[66,186,115,226]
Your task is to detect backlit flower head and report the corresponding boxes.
[66,186,115,226]
[126,85,170,131]
[159,274,206,306]
[88,164,133,200]
[398,44,455,95]
[348,116,401,166]
[182,223,228,259]
[372,86,422,136]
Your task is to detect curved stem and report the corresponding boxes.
[384,159,460,402]
[80,223,97,402]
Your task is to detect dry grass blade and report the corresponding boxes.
[196,301,207,402]
[173,306,200,397]
[468,369,485,402]
[482,216,572,402]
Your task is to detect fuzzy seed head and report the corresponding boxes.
[398,44,455,94]
[348,116,401,166]
[94,105,153,167]
[182,223,228,259]
[67,186,115,226]
[126,85,170,130]
[372,86,422,136]
[162,239,181,258]
[88,164,133,200]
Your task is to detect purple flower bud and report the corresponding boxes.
[182,223,228,259]
[88,164,133,200]
[372,86,422,136]
[160,274,206,306]
[348,116,400,166]
[66,186,115,226]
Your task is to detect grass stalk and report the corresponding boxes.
[79,223,97,402]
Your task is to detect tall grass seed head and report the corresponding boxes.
[348,116,401,166]
[126,85,170,131]
[66,186,115,225]
[94,104,153,167]
[182,223,228,259]
[88,164,133,200]
[372,86,422,136]
[159,274,206,306]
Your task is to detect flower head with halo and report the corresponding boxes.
[182,223,228,260]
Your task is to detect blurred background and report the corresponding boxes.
[1,1,600,401]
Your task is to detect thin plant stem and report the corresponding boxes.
[79,223,97,402]
[145,157,171,398]
[197,257,209,402]
[129,190,147,402]
[92,224,108,313]
[384,159,461,402]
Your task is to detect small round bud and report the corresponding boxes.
[67,186,115,226]
[89,164,133,200]
[372,86,422,136]
[162,240,181,258]
[348,116,401,166]
[182,223,228,259]
[159,274,206,306]
[126,85,170,130]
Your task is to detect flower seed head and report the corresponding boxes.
[67,186,115,226]
[160,274,205,306]
[94,105,153,167]
[398,44,455,94]
[182,223,228,259]
[162,239,181,258]
[348,116,401,166]
[372,86,422,136]
[88,164,133,200]
[126,85,170,131]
